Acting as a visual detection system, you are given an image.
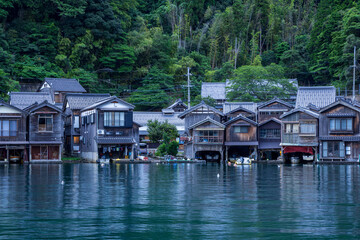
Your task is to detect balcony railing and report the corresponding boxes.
[194,136,223,144]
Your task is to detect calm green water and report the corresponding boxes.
[0,163,359,239]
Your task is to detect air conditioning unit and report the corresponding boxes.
[97,129,105,135]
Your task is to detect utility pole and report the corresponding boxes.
[353,46,356,101]
[187,67,192,109]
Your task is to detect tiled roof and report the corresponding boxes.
[178,101,224,119]
[10,92,54,109]
[296,86,336,109]
[188,116,225,130]
[224,114,257,126]
[44,78,86,93]
[133,111,185,135]
[223,102,257,114]
[64,93,111,110]
[225,141,258,146]
[24,100,62,113]
[257,98,294,109]
[280,107,319,119]
[201,82,227,100]
[258,117,282,126]
[320,136,360,142]
[319,99,360,113]
[96,137,136,144]
[167,99,187,110]
[81,96,135,111]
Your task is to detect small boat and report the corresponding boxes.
[10,156,20,163]
[98,158,110,164]
[235,157,252,165]
[302,155,314,161]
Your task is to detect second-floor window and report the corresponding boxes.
[330,119,352,131]
[104,112,125,127]
[285,124,299,133]
[300,123,316,134]
[260,129,280,138]
[74,116,80,128]
[234,126,249,133]
[0,120,17,136]
[39,114,53,132]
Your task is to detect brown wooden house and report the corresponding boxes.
[178,101,225,161]
[25,101,63,162]
[225,106,256,122]
[0,101,28,162]
[258,118,282,160]
[319,100,360,161]
[280,108,319,163]
[224,114,258,161]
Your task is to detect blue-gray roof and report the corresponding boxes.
[81,96,135,111]
[224,114,258,126]
[188,116,225,130]
[64,93,111,110]
[280,107,319,119]
[201,82,227,100]
[178,101,225,119]
[10,92,54,109]
[295,86,336,109]
[44,78,87,93]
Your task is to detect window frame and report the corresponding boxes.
[329,118,353,132]
[104,112,125,127]
[38,114,53,132]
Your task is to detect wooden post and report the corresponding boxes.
[226,146,228,161]
[6,147,9,162]
[131,144,134,160]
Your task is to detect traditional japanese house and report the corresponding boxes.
[280,108,319,163]
[257,98,293,123]
[178,101,225,161]
[79,96,140,162]
[25,101,63,162]
[39,78,86,107]
[63,93,111,156]
[0,101,28,163]
[319,100,360,161]
[224,114,258,161]
[258,118,282,160]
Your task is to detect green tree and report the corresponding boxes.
[147,119,178,143]
[227,63,296,102]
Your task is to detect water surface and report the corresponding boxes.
[0,163,359,239]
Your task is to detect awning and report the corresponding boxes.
[283,146,313,155]
[96,137,135,144]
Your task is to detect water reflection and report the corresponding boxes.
[0,163,359,239]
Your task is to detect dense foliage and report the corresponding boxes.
[0,1,359,106]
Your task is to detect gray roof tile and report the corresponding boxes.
[65,93,111,110]
[296,86,336,108]
[96,137,136,144]
[223,102,257,114]
[10,92,54,109]
[201,82,227,100]
[44,78,87,93]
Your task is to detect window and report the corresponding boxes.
[346,146,351,155]
[38,115,53,132]
[260,129,280,138]
[31,146,59,160]
[91,114,95,124]
[73,136,80,144]
[104,112,125,127]
[234,126,249,133]
[285,124,299,133]
[0,120,17,137]
[300,123,316,134]
[323,141,345,158]
[74,116,80,128]
[330,119,352,131]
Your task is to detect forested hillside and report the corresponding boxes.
[0,0,359,109]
